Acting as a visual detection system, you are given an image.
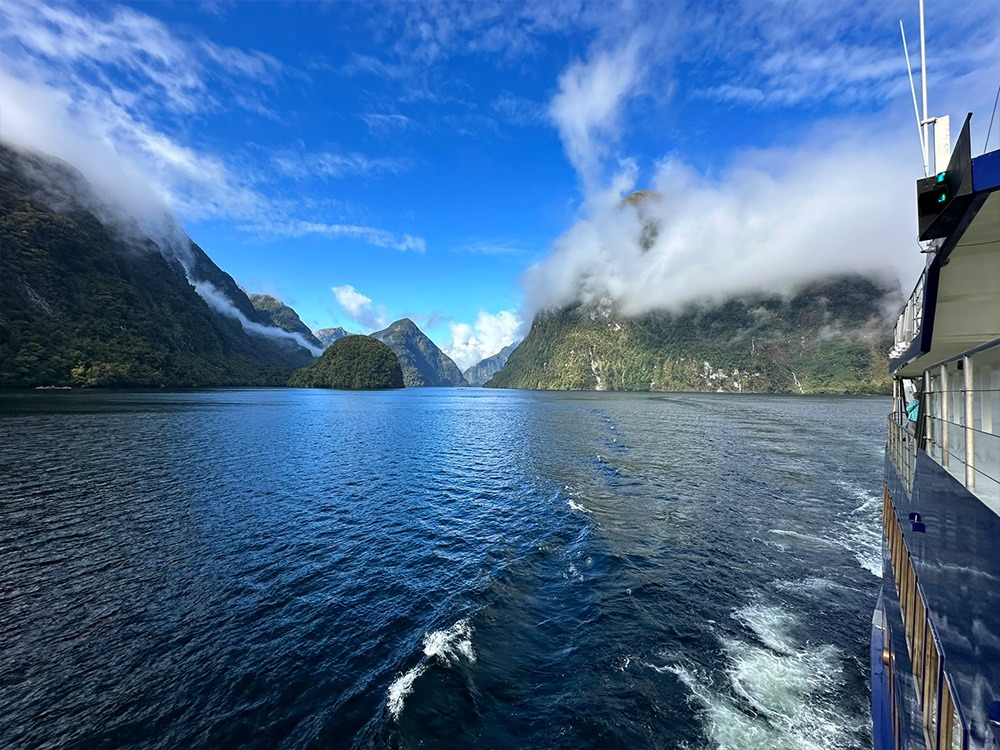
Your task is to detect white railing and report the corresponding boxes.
[887,413,917,497]
[922,341,1000,514]
[891,268,927,360]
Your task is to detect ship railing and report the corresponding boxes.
[884,488,969,750]
[890,268,927,359]
[886,414,916,497]
[921,339,1000,515]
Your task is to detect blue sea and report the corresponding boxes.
[0,388,886,749]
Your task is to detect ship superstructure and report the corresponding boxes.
[874,109,1000,748]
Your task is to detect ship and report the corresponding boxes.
[871,26,1000,749]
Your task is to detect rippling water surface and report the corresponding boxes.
[0,388,886,749]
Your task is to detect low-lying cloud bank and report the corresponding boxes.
[522,125,922,319]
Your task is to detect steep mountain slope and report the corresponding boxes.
[487,275,897,394]
[288,335,403,390]
[0,142,314,387]
[249,294,323,349]
[315,327,351,348]
[370,318,468,387]
[463,342,519,386]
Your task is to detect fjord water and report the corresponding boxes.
[0,389,885,749]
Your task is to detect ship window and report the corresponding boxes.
[946,361,966,480]
[972,348,1000,511]
[928,373,943,463]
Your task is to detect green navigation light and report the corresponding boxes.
[937,192,948,203]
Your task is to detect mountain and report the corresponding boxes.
[463,342,519,386]
[249,294,323,350]
[486,274,897,394]
[370,318,468,387]
[0,142,315,387]
[288,335,403,390]
[315,327,351,348]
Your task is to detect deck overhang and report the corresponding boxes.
[892,139,1000,378]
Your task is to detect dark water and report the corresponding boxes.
[0,388,886,749]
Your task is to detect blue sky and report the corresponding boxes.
[2,1,999,368]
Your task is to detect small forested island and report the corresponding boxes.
[288,335,404,390]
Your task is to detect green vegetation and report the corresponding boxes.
[249,294,323,349]
[0,142,314,388]
[487,275,896,394]
[288,335,403,389]
[371,318,468,387]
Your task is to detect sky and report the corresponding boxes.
[1,0,999,369]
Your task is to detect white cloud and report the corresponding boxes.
[549,37,644,191]
[331,285,390,330]
[250,220,426,253]
[445,310,521,371]
[273,150,413,180]
[194,279,323,355]
[0,0,423,253]
[523,121,924,318]
[360,113,414,135]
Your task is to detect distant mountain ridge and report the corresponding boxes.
[315,327,351,348]
[371,318,468,387]
[487,274,897,394]
[249,294,323,350]
[464,342,518,386]
[0,141,315,387]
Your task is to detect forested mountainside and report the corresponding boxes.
[487,275,897,394]
[0,142,314,387]
[288,335,403,390]
[249,294,323,349]
[371,318,468,387]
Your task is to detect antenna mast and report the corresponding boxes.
[919,0,930,174]
[900,21,927,175]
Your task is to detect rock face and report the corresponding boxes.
[463,342,519,386]
[0,142,315,387]
[249,294,323,350]
[487,274,898,394]
[315,327,351,348]
[370,318,468,387]
[288,335,403,390]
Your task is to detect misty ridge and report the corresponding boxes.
[521,145,914,326]
[7,141,322,357]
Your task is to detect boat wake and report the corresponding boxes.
[385,618,476,721]
[661,602,864,750]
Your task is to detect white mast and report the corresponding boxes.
[901,21,927,176]
[919,0,930,174]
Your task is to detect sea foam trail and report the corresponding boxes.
[663,603,863,750]
[836,479,883,578]
[385,618,476,721]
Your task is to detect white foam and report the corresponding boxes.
[775,577,855,595]
[386,664,426,721]
[423,618,476,665]
[567,499,591,514]
[654,602,865,749]
[767,529,838,549]
[667,662,799,750]
[385,618,476,722]
[833,479,884,578]
[724,636,852,750]
[732,603,798,655]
